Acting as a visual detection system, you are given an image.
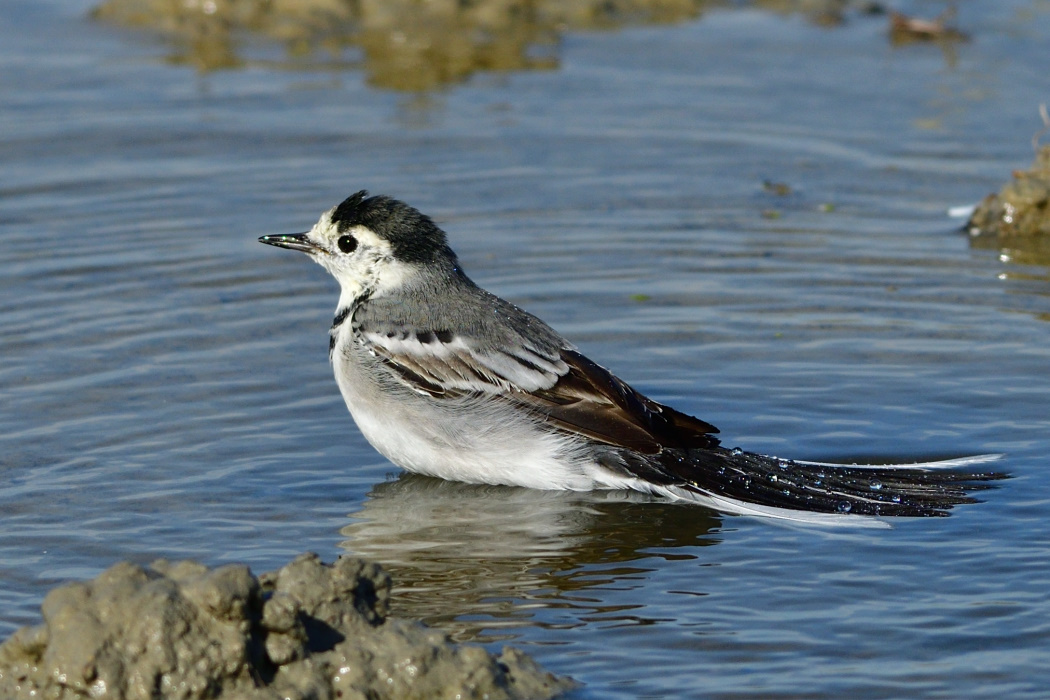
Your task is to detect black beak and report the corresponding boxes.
[258,233,322,254]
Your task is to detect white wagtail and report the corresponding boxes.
[260,191,1005,525]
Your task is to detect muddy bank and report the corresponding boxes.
[0,554,575,699]
[90,0,711,84]
[966,145,1050,266]
[89,0,885,86]
[968,146,1050,239]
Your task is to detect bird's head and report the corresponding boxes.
[259,190,459,305]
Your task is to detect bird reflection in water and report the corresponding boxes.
[339,474,722,643]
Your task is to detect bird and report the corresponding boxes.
[259,190,1006,526]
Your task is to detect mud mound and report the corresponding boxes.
[0,553,575,699]
[968,146,1050,238]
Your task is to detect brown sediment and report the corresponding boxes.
[89,0,711,86]
[888,10,969,44]
[751,0,851,27]
[967,146,1050,240]
[0,553,576,700]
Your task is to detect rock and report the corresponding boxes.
[0,553,576,700]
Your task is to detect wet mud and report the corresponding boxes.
[89,0,884,86]
[0,554,575,699]
[968,146,1050,240]
[90,0,710,85]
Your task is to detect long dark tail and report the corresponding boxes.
[621,448,1007,524]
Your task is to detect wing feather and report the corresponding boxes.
[359,327,566,395]
[352,301,719,453]
[509,350,720,453]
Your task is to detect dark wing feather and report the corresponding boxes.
[509,350,720,453]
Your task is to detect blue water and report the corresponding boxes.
[2,1,1050,696]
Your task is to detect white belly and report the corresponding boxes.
[331,344,597,491]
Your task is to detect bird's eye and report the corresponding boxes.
[337,235,357,254]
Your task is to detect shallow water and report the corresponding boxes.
[3,0,1050,696]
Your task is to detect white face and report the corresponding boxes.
[304,207,417,305]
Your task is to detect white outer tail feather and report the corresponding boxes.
[662,454,1005,528]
